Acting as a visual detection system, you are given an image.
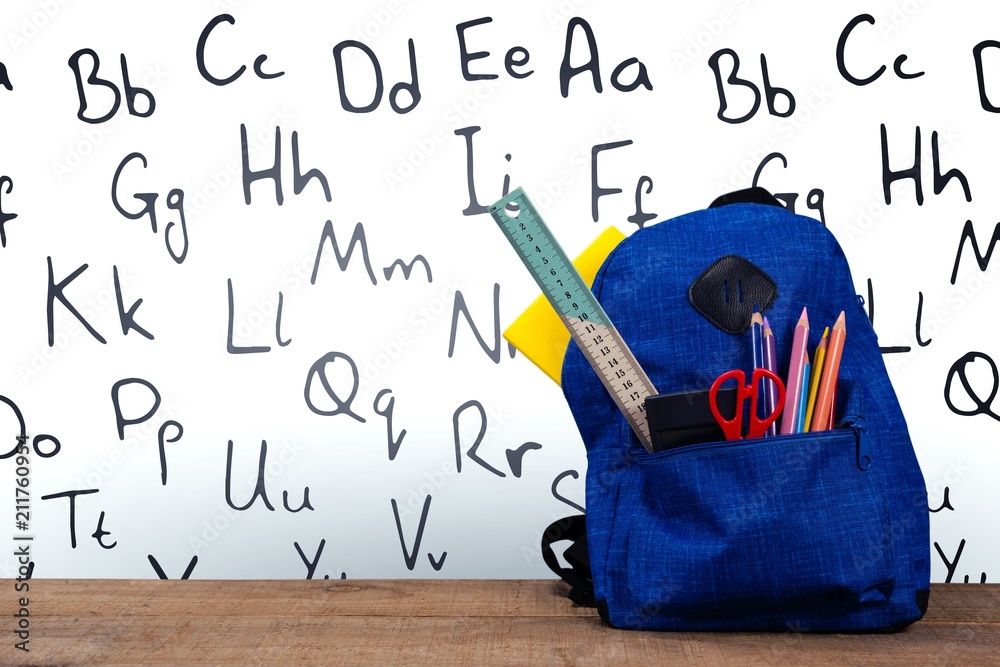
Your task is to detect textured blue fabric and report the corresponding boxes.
[561,202,930,631]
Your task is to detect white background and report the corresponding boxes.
[0,0,995,582]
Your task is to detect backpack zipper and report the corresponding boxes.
[634,414,871,470]
[840,414,871,470]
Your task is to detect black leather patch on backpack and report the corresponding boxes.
[688,255,778,334]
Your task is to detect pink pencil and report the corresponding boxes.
[780,307,810,434]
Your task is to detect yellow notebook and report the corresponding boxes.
[503,227,626,386]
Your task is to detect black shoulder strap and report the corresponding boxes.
[540,514,595,607]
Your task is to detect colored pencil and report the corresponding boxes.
[780,307,810,434]
[803,327,829,431]
[811,312,847,432]
[796,362,811,433]
[762,316,779,437]
[750,307,765,427]
[751,308,764,372]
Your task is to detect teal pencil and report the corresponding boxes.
[796,362,810,433]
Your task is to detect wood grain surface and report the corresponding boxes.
[5,580,997,666]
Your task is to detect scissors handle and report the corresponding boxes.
[710,368,785,440]
[747,368,784,439]
[710,369,746,440]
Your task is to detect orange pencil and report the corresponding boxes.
[803,327,829,431]
[810,312,846,431]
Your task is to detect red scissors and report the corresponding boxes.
[709,368,785,440]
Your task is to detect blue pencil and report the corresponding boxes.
[751,307,764,371]
[797,362,811,433]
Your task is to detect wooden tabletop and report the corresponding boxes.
[9,580,998,665]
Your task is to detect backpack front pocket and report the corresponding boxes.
[622,425,895,629]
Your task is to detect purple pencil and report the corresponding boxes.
[761,316,779,437]
[780,307,810,435]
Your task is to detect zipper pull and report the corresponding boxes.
[842,415,871,471]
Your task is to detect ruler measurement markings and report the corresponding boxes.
[489,188,656,452]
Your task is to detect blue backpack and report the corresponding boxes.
[544,188,930,632]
